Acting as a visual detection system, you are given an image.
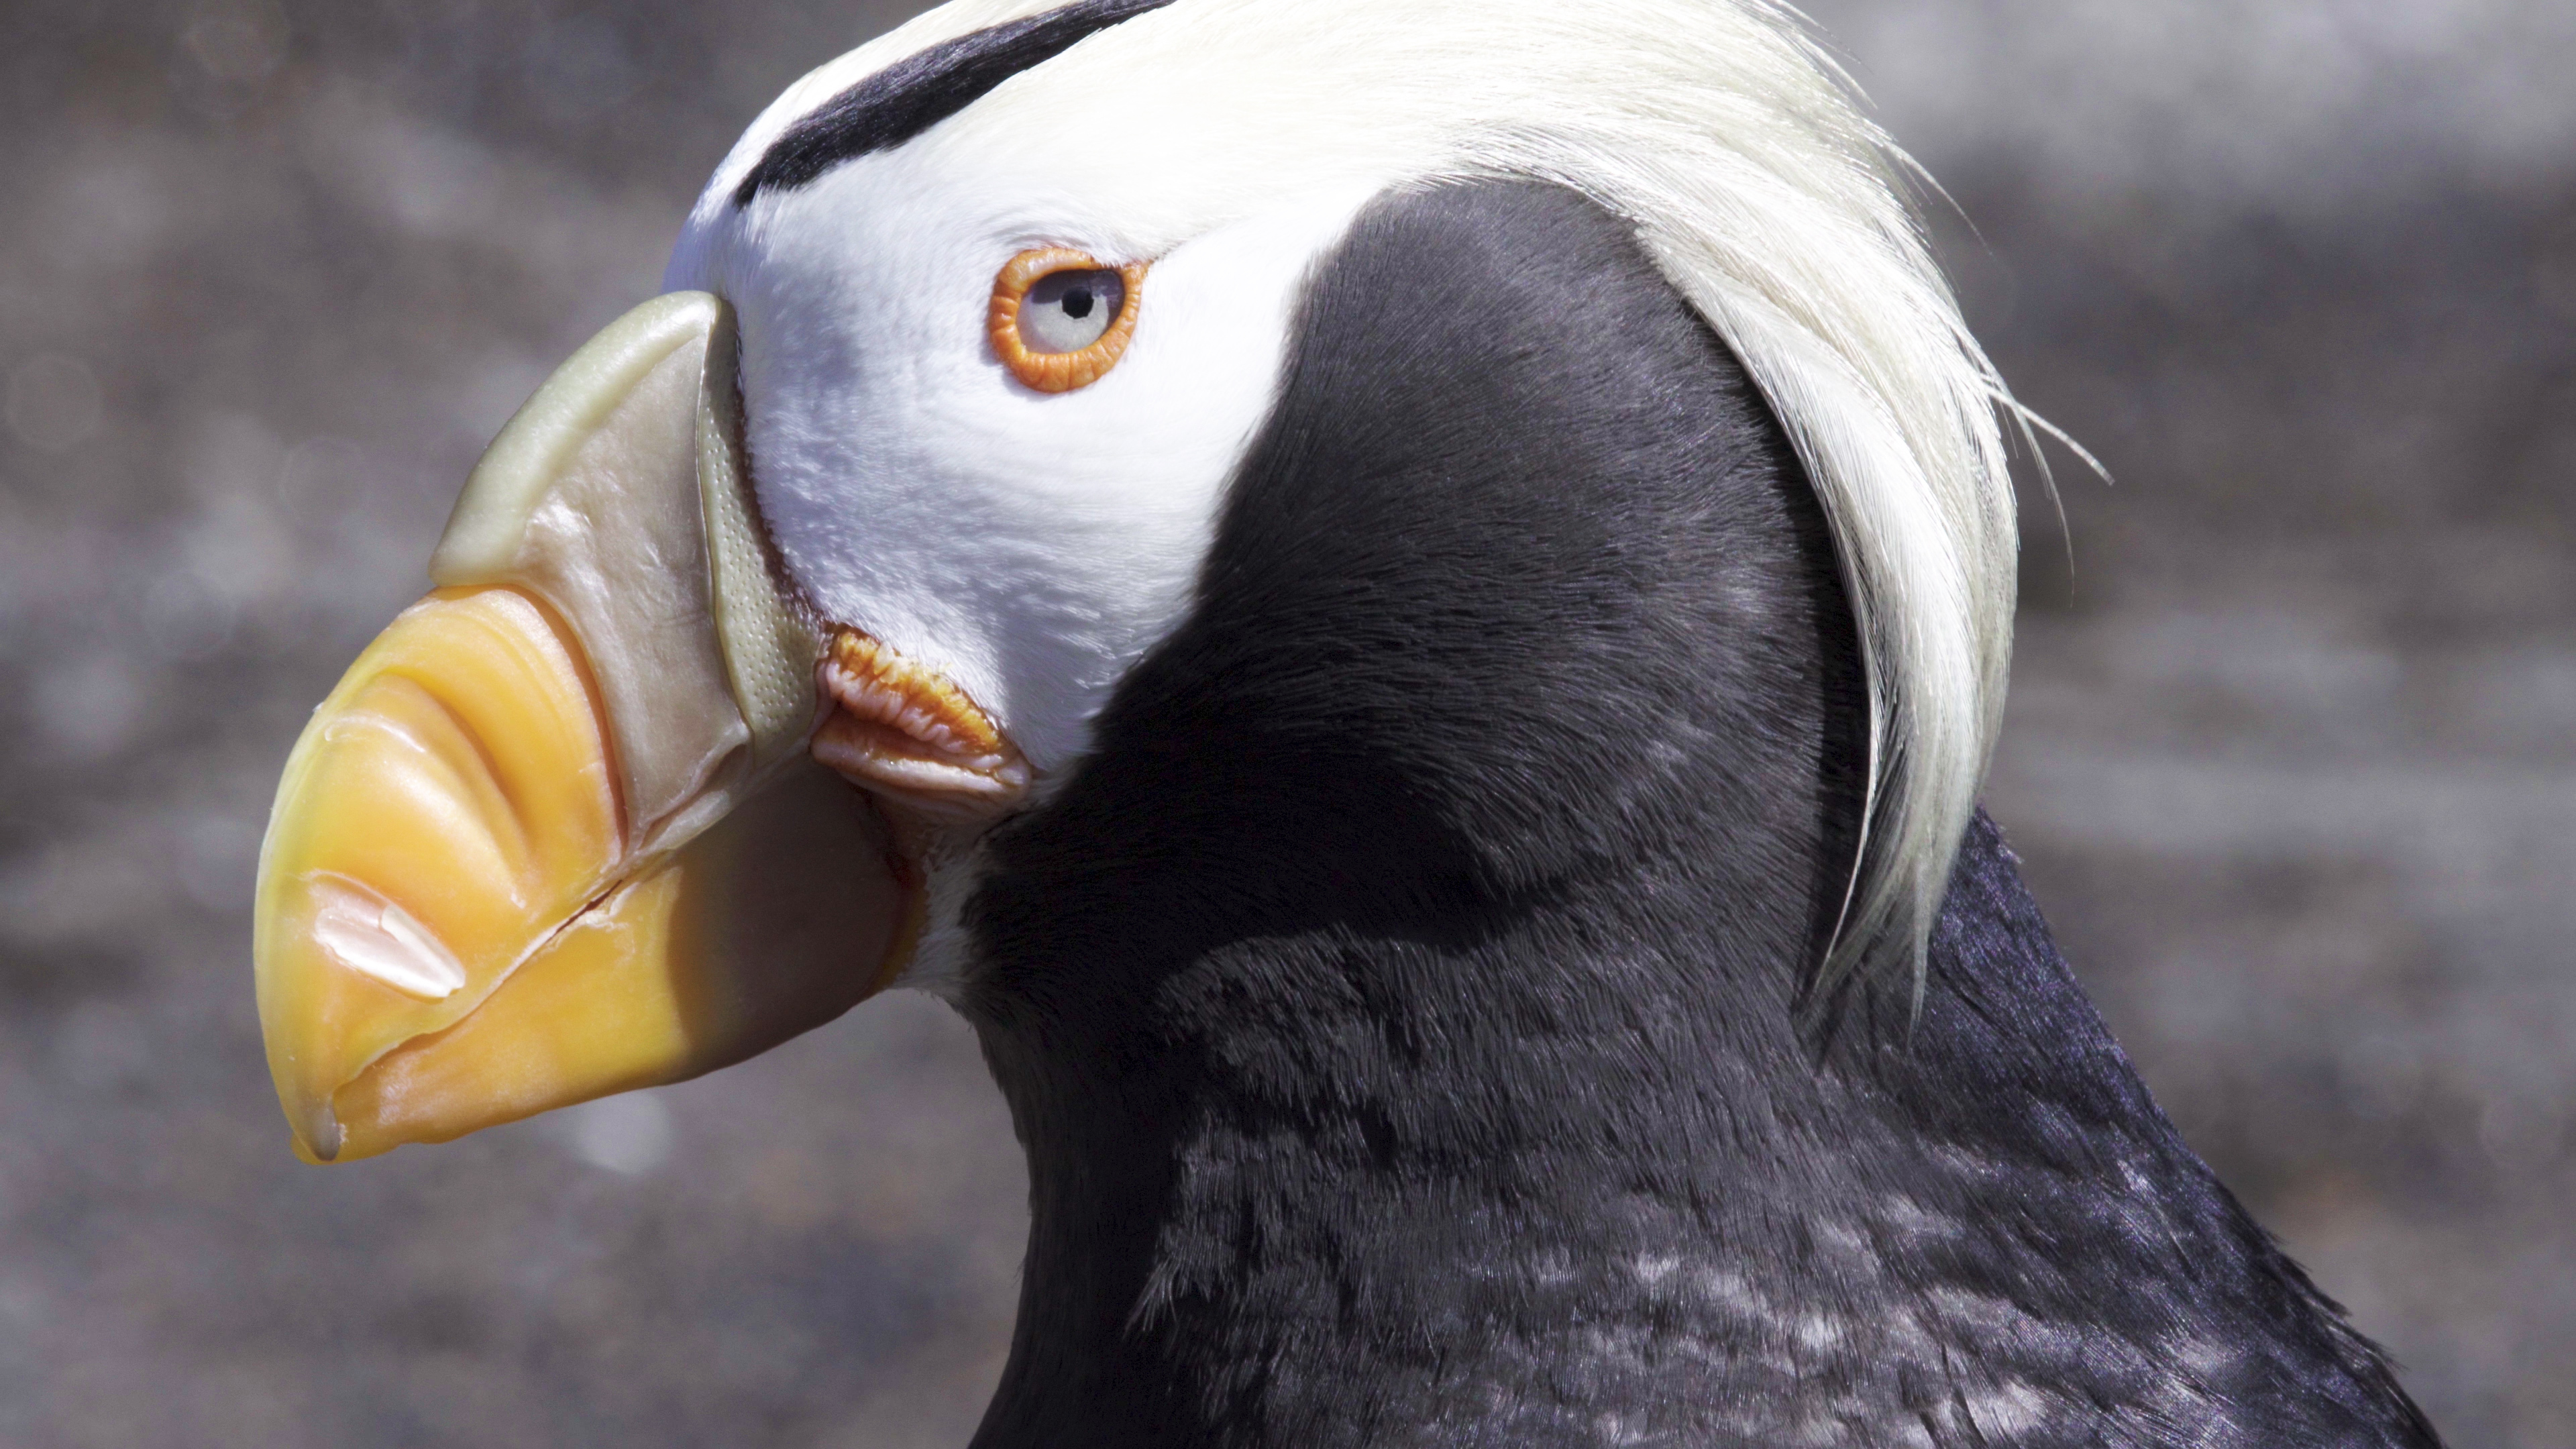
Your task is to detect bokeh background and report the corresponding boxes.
[1,0,2569,1444]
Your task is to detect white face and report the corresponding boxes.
[668,141,1377,780]
[645,0,2015,996]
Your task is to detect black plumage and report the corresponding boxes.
[957,181,2438,1446]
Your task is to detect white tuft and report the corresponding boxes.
[673,0,2040,992]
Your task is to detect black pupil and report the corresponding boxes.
[1060,286,1095,320]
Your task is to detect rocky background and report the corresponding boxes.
[1,1,2569,1444]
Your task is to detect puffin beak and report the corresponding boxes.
[254,293,916,1163]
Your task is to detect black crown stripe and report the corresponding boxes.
[733,0,1179,206]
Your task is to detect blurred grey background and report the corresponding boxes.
[1,0,2569,1444]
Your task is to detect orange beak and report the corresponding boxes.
[254,294,937,1162]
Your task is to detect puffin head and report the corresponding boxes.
[254,0,2015,1167]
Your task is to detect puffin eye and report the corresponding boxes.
[1022,269,1123,352]
[988,247,1148,393]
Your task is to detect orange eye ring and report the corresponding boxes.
[987,247,1148,393]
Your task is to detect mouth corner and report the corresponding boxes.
[813,628,1032,828]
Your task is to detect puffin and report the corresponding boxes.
[250,0,2447,1443]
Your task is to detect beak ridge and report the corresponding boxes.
[256,292,903,1163]
[430,291,806,849]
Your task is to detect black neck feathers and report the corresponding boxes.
[956,181,2439,1449]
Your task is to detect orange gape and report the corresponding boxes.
[813,629,1031,822]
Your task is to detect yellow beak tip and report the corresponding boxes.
[254,587,908,1163]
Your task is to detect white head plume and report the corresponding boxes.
[672,0,2033,994]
